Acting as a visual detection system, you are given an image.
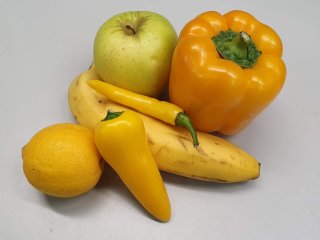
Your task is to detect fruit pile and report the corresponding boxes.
[22,10,286,222]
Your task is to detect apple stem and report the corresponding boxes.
[125,25,136,35]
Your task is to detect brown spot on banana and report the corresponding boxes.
[175,133,192,142]
[220,160,227,165]
[155,145,166,156]
[166,169,231,182]
[196,146,208,157]
[177,136,188,152]
[147,134,154,145]
[98,99,108,104]
[93,93,108,105]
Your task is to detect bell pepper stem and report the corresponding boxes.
[175,112,199,147]
[212,29,261,68]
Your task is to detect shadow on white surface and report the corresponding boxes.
[42,163,158,221]
[161,170,259,193]
[161,172,259,192]
[43,191,100,217]
[95,163,157,221]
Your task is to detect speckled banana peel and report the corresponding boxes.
[68,66,260,183]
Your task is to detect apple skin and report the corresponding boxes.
[93,11,177,97]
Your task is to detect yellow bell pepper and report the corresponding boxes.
[88,79,199,146]
[169,10,287,134]
[94,110,171,222]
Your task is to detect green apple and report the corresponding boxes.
[93,11,177,97]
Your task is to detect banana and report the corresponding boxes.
[68,67,260,182]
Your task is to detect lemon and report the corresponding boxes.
[22,123,104,198]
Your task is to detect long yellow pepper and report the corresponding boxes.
[94,110,171,222]
[88,79,199,147]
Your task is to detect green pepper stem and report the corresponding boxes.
[102,110,123,121]
[233,32,251,56]
[212,29,261,68]
[239,32,251,45]
[175,112,199,147]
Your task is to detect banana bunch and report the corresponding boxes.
[68,67,260,183]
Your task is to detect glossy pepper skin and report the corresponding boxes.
[88,79,199,146]
[169,10,286,134]
[94,110,171,222]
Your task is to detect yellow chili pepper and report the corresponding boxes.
[94,110,171,222]
[88,79,199,147]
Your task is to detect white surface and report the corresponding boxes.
[1,0,320,239]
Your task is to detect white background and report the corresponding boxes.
[1,0,320,239]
